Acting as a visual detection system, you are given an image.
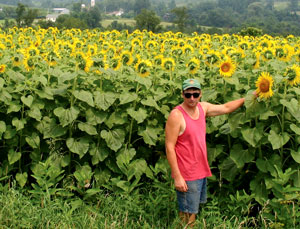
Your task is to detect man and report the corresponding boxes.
[165,78,245,227]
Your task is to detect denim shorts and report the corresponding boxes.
[176,178,207,214]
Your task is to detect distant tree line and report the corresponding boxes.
[1,0,300,36]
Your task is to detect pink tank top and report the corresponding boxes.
[174,103,212,181]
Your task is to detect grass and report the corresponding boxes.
[1,181,293,229]
[101,18,173,28]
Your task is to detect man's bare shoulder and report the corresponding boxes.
[167,107,183,122]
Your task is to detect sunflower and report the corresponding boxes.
[0,64,6,73]
[12,55,23,67]
[135,59,152,77]
[145,40,158,51]
[284,65,300,86]
[120,51,133,66]
[255,72,274,99]
[161,57,175,72]
[24,56,35,71]
[219,58,236,77]
[110,56,121,71]
[154,54,164,66]
[186,57,200,74]
[261,48,275,61]
[182,44,194,54]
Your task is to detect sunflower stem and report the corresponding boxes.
[280,81,288,158]
[127,81,140,148]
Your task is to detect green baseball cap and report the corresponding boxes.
[182,79,201,91]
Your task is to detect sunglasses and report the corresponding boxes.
[184,92,200,98]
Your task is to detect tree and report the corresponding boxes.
[16,3,25,27]
[168,0,176,10]
[171,7,188,32]
[15,3,37,27]
[134,0,151,15]
[289,0,298,13]
[135,9,161,32]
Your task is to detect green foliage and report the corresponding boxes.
[135,9,161,33]
[239,27,264,37]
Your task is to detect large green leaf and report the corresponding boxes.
[291,148,300,164]
[12,117,27,131]
[127,107,148,124]
[7,69,25,82]
[16,172,27,188]
[138,126,160,146]
[25,132,40,149]
[7,101,22,113]
[116,147,136,173]
[78,122,97,135]
[127,159,148,181]
[291,169,300,187]
[280,98,300,123]
[268,130,290,150]
[66,137,90,158]
[85,108,107,125]
[100,129,125,152]
[105,112,127,129]
[54,106,80,127]
[4,125,16,139]
[0,121,6,139]
[141,97,160,110]
[94,91,116,111]
[94,168,111,186]
[119,92,138,105]
[290,124,300,135]
[230,144,255,168]
[27,106,42,121]
[21,95,33,108]
[241,125,263,147]
[36,117,67,139]
[207,144,223,163]
[73,90,94,107]
[74,164,93,186]
[250,176,268,204]
[219,157,239,181]
[89,143,109,164]
[256,158,268,173]
[8,149,21,165]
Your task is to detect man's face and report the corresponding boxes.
[182,88,201,107]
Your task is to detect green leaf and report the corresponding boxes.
[127,107,148,124]
[105,112,127,129]
[54,106,80,127]
[94,168,111,185]
[35,87,54,100]
[94,91,116,111]
[4,125,16,139]
[8,149,21,165]
[291,169,300,187]
[290,124,300,135]
[0,121,6,139]
[7,101,22,113]
[27,106,42,121]
[291,148,300,164]
[78,122,97,135]
[86,108,107,125]
[268,130,290,150]
[127,159,147,181]
[101,129,125,152]
[256,158,268,173]
[61,155,70,167]
[66,138,90,158]
[16,172,27,188]
[119,92,138,105]
[12,118,27,131]
[219,157,239,181]
[25,132,40,149]
[36,117,67,139]
[21,95,33,108]
[141,97,159,110]
[116,147,136,172]
[241,126,263,147]
[207,144,223,163]
[230,144,255,168]
[74,164,93,186]
[89,143,109,165]
[250,176,267,204]
[280,98,300,123]
[7,69,25,82]
[73,90,94,107]
[138,126,160,146]
[0,78,4,89]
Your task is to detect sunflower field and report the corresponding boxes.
[0,27,300,224]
